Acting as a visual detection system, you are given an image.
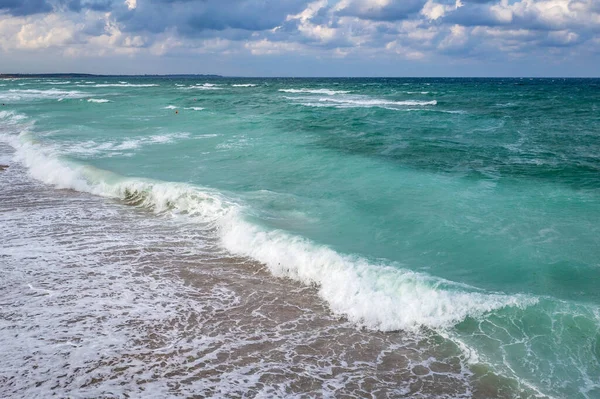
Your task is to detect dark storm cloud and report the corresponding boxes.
[113,0,311,36]
[0,0,117,15]
[443,4,507,27]
[0,0,52,15]
[336,0,427,21]
[65,0,114,12]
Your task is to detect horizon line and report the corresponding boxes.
[1,73,599,79]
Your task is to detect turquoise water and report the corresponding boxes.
[1,77,599,398]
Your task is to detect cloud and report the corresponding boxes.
[0,0,53,16]
[0,0,598,75]
[111,0,311,37]
[446,0,600,30]
[334,0,427,21]
[65,0,114,12]
[421,0,463,21]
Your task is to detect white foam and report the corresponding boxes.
[165,105,205,112]
[0,110,27,124]
[0,89,89,102]
[0,117,537,333]
[41,81,71,85]
[56,132,191,156]
[288,95,437,110]
[89,83,159,88]
[148,134,185,144]
[0,152,11,165]
[279,88,350,95]
[180,83,222,91]
[219,218,536,331]
[2,134,96,193]
[232,84,257,87]
[318,97,437,107]
[401,109,466,114]
[87,99,110,103]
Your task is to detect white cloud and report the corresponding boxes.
[244,39,305,55]
[439,24,468,50]
[385,40,426,59]
[421,0,462,21]
[0,14,77,51]
[287,0,328,22]
[286,0,340,44]
[334,0,393,14]
[125,0,137,10]
[488,0,600,29]
[546,29,580,45]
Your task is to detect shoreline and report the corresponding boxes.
[0,143,528,398]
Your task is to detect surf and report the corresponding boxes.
[0,112,536,334]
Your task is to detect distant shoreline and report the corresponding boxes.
[1,74,598,79]
[0,73,223,79]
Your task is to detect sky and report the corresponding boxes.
[0,0,599,76]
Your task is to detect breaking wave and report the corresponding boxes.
[279,88,350,95]
[0,89,89,102]
[179,83,222,91]
[0,110,536,333]
[90,83,159,88]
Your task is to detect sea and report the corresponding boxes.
[0,77,599,398]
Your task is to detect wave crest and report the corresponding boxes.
[0,113,536,333]
[279,88,350,95]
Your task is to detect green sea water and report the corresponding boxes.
[1,77,599,398]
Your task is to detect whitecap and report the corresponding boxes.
[40,81,72,85]
[0,89,89,102]
[90,83,159,88]
[287,95,437,109]
[279,88,350,95]
[317,98,437,107]
[180,83,222,91]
